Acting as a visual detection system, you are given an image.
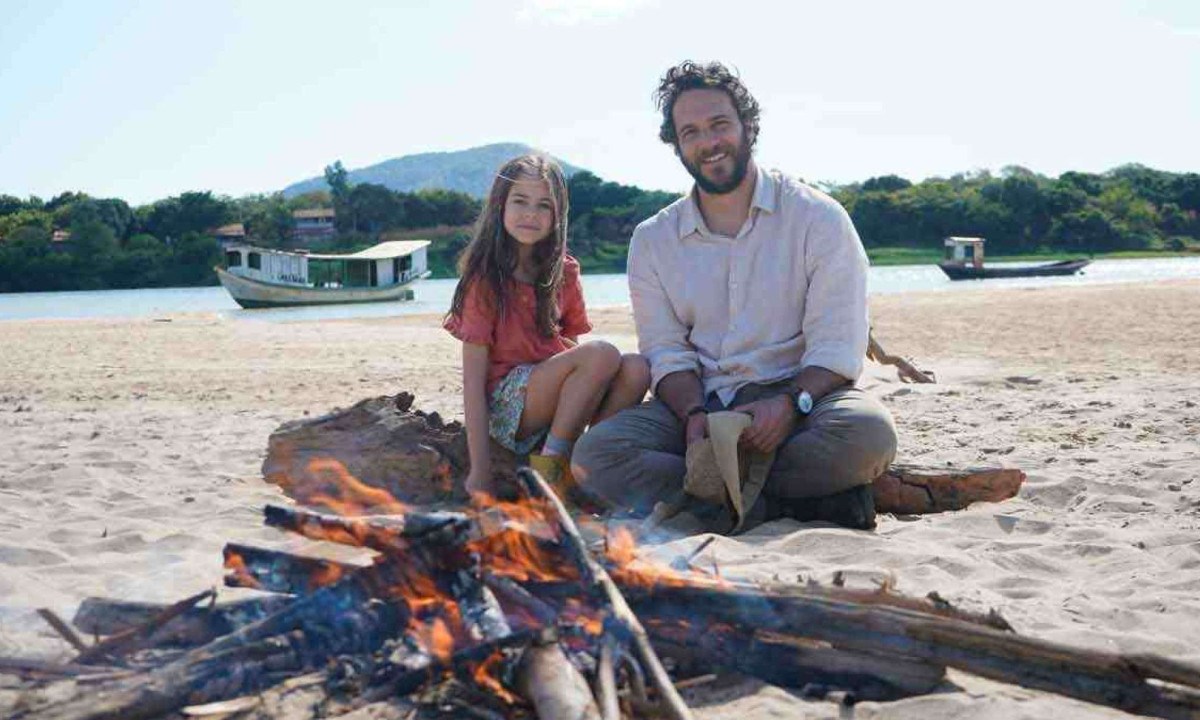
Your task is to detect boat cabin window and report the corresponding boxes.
[225,251,242,267]
[248,252,262,270]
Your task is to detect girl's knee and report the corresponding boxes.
[618,354,651,391]
[578,340,621,377]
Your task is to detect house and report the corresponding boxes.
[291,208,337,246]
[212,223,246,246]
[50,229,73,253]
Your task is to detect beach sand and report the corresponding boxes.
[1,279,1198,718]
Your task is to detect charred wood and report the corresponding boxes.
[72,596,292,649]
[626,581,1200,720]
[73,589,216,665]
[223,542,366,595]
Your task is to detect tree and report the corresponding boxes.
[861,175,912,193]
[348,183,403,232]
[324,161,351,232]
[241,194,293,247]
[142,192,230,241]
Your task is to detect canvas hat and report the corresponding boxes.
[682,411,776,532]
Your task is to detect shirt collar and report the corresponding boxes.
[677,163,777,239]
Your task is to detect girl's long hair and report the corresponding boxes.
[447,154,570,338]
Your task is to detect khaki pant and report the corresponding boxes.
[571,382,897,515]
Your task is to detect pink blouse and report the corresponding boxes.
[444,255,592,395]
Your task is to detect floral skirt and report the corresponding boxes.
[489,364,547,456]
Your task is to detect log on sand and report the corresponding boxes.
[264,392,1025,518]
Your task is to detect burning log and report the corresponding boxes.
[223,543,365,594]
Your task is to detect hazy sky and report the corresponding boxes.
[2,0,1197,205]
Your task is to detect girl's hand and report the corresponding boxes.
[466,468,494,502]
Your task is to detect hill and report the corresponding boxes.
[280,143,584,198]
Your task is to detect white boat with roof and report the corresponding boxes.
[214,240,431,308]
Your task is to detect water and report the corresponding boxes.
[1,256,1197,322]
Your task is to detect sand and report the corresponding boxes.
[1,279,1198,718]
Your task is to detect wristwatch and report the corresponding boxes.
[792,388,814,416]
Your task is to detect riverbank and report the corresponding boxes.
[1,280,1198,718]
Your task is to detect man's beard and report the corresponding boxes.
[681,135,753,195]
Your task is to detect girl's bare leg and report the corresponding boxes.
[518,341,621,444]
[593,354,651,424]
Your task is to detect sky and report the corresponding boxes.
[1,0,1198,205]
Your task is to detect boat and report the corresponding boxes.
[937,236,1090,281]
[214,240,431,308]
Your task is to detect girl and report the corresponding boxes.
[443,154,650,501]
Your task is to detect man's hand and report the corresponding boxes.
[685,411,709,446]
[733,394,796,452]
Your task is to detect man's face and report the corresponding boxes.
[672,88,752,195]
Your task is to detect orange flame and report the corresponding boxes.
[472,649,518,704]
[605,526,637,566]
[222,551,261,589]
[416,617,454,663]
[303,457,410,516]
[309,561,345,588]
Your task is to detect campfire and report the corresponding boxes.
[8,396,1200,720]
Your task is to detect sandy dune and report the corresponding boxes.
[1,279,1198,718]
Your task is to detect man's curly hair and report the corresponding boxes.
[654,61,761,149]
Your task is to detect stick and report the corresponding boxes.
[867,331,936,383]
[37,609,90,654]
[515,467,695,720]
[595,635,620,720]
[0,656,130,681]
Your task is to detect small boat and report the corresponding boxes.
[215,240,431,308]
[937,236,1090,281]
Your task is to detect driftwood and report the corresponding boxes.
[873,463,1027,515]
[867,331,936,384]
[264,393,1024,519]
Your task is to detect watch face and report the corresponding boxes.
[796,390,814,414]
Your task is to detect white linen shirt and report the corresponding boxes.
[627,165,870,405]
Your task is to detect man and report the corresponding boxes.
[571,61,897,530]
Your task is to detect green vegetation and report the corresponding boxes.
[1,162,1197,293]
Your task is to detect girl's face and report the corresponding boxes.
[503,178,556,248]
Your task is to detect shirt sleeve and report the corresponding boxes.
[627,224,699,393]
[559,256,592,337]
[443,279,497,346]
[799,202,870,381]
